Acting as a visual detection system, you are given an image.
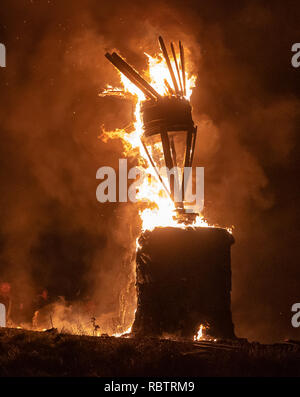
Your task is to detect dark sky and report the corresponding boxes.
[0,0,299,342]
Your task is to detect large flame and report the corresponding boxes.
[101,51,218,232]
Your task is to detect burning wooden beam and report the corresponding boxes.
[141,139,172,200]
[158,36,180,95]
[105,52,161,100]
[164,78,174,96]
[170,42,183,95]
[105,37,198,224]
[179,41,186,96]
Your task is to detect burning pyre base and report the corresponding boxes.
[132,226,235,340]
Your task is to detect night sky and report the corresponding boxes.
[0,0,299,342]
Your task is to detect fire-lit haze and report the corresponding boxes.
[0,0,299,342]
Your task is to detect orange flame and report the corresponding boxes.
[102,51,216,231]
[194,324,205,341]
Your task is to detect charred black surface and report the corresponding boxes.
[141,97,194,137]
[132,227,235,339]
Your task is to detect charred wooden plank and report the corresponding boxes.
[111,52,161,99]
[190,127,197,167]
[181,128,193,200]
[171,42,183,94]
[158,36,179,95]
[164,78,174,96]
[179,41,186,96]
[160,130,175,199]
[105,52,160,100]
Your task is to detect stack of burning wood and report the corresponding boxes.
[105,37,236,340]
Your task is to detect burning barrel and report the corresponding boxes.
[132,226,235,339]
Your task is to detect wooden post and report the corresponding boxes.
[159,36,180,95]
[171,42,183,94]
[179,41,186,96]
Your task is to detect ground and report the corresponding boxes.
[0,327,299,377]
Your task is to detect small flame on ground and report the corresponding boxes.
[193,324,217,342]
[112,325,132,338]
[194,324,205,341]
